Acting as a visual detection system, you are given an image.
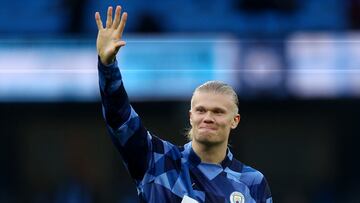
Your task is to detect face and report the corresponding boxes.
[189,91,240,146]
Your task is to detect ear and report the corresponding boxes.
[189,110,193,125]
[231,113,240,129]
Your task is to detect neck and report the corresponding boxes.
[191,141,228,164]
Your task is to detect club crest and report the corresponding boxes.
[230,191,245,203]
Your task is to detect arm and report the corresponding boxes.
[253,175,272,203]
[95,6,150,182]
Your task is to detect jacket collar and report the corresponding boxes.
[182,141,233,169]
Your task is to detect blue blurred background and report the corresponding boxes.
[1,0,360,202]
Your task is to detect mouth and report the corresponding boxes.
[199,126,217,131]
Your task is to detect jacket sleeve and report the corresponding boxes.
[254,175,273,203]
[98,57,151,182]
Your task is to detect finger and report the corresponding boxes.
[112,6,121,29]
[117,12,128,36]
[106,6,113,28]
[113,40,126,53]
[115,40,126,48]
[95,12,104,30]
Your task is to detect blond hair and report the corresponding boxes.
[187,81,239,140]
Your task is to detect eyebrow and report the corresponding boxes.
[194,105,227,112]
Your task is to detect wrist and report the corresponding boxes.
[100,56,115,66]
[98,55,116,67]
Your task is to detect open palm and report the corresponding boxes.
[95,6,127,65]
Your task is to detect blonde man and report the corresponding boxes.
[95,5,272,203]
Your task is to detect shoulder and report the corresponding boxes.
[144,135,184,181]
[150,135,180,154]
[149,134,183,162]
[225,158,272,202]
[235,160,272,202]
[227,159,267,187]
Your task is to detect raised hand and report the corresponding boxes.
[95,6,128,65]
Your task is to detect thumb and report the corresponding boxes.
[115,40,126,49]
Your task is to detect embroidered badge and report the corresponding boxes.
[230,191,245,203]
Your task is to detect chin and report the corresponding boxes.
[194,133,221,145]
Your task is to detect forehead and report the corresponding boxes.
[191,91,235,110]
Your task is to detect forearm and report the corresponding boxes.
[98,57,131,129]
[98,57,151,181]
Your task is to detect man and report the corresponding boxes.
[95,5,272,203]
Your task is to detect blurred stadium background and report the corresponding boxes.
[1,0,360,202]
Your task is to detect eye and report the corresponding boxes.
[213,109,225,115]
[195,107,206,113]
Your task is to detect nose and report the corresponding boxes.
[203,112,215,123]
